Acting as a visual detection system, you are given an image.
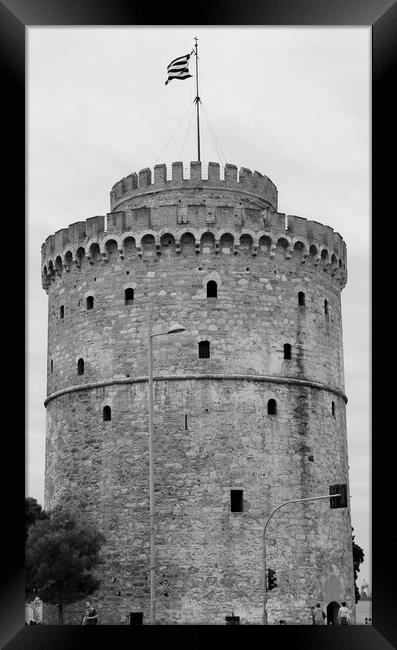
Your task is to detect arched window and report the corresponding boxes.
[199,341,210,359]
[207,280,217,298]
[103,406,111,421]
[125,288,134,305]
[60,305,64,319]
[332,401,335,416]
[77,358,84,375]
[324,299,329,315]
[268,399,277,415]
[86,296,94,310]
[298,291,305,306]
[283,344,291,360]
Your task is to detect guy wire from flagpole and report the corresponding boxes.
[194,36,201,162]
[201,104,228,166]
[179,105,196,161]
[154,101,195,165]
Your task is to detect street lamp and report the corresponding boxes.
[147,323,186,625]
[262,492,342,624]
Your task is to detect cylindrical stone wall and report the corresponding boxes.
[41,162,354,625]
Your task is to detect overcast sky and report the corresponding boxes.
[27,26,371,585]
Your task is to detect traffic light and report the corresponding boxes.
[329,483,348,508]
[267,568,277,590]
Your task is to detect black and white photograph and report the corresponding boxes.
[26,26,371,628]
[0,5,392,645]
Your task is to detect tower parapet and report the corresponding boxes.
[110,161,278,211]
[41,162,347,292]
[41,213,347,291]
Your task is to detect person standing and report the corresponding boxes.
[82,600,98,625]
[337,602,351,625]
[312,603,326,625]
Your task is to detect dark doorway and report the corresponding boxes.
[326,601,340,625]
[225,616,240,625]
[129,612,143,625]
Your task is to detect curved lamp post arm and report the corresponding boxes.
[262,493,340,625]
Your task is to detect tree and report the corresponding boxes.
[26,505,105,624]
[25,497,48,541]
[352,527,365,604]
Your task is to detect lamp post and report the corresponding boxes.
[147,323,186,625]
[262,492,341,625]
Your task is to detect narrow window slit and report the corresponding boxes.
[230,490,243,512]
[207,281,217,298]
[125,288,134,304]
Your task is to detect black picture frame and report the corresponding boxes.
[1,1,395,648]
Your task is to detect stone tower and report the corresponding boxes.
[41,161,355,624]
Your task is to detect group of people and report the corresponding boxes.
[79,600,354,626]
[312,602,351,625]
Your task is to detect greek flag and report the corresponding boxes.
[165,53,192,85]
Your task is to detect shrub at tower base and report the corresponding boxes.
[25,505,105,624]
[352,527,365,604]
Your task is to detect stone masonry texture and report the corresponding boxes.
[41,161,354,625]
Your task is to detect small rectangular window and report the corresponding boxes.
[184,414,188,430]
[230,490,243,512]
[129,612,143,625]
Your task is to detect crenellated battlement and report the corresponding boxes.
[110,161,278,211]
[41,209,347,291]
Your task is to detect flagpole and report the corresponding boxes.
[194,36,201,162]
